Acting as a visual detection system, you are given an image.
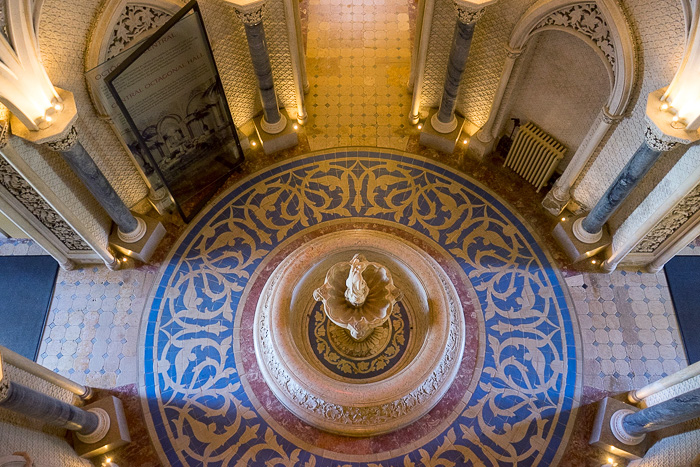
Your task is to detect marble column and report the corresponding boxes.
[612,386,700,445]
[46,126,146,244]
[0,374,108,443]
[234,1,287,134]
[572,127,678,244]
[431,2,485,134]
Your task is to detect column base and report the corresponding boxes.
[148,187,174,215]
[74,396,131,458]
[419,109,465,154]
[542,186,570,216]
[589,397,652,460]
[109,214,165,263]
[552,214,611,263]
[465,128,495,161]
[254,109,298,155]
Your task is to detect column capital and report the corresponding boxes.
[46,125,79,152]
[602,106,623,124]
[453,0,497,24]
[643,125,679,153]
[505,44,524,59]
[227,0,266,25]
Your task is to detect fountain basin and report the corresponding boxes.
[254,230,465,436]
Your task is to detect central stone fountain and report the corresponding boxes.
[313,253,403,341]
[254,230,465,436]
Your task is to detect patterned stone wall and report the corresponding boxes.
[7,135,113,256]
[0,157,92,251]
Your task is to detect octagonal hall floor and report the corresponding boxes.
[140,148,581,466]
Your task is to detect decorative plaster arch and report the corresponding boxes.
[487,0,639,216]
[84,0,182,118]
[509,0,636,118]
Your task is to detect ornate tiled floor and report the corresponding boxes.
[141,149,580,465]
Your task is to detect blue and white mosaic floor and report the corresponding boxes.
[141,149,581,466]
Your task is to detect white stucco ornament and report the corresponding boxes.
[314,253,403,340]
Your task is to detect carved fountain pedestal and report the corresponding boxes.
[254,230,465,436]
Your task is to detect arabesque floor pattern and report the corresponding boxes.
[141,149,579,466]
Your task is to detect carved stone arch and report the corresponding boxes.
[84,0,182,118]
[509,0,636,117]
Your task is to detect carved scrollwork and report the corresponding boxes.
[534,3,615,68]
[634,185,700,253]
[106,4,172,59]
[0,157,91,251]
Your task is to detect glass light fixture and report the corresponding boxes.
[660,5,700,131]
[0,0,63,130]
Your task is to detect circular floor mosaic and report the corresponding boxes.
[141,148,580,466]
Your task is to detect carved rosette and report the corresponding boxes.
[644,126,678,153]
[234,4,265,26]
[454,4,484,24]
[46,126,79,152]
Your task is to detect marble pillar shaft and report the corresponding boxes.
[623,386,700,437]
[51,129,138,234]
[581,135,665,235]
[436,20,476,125]
[243,21,282,126]
[0,380,99,435]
